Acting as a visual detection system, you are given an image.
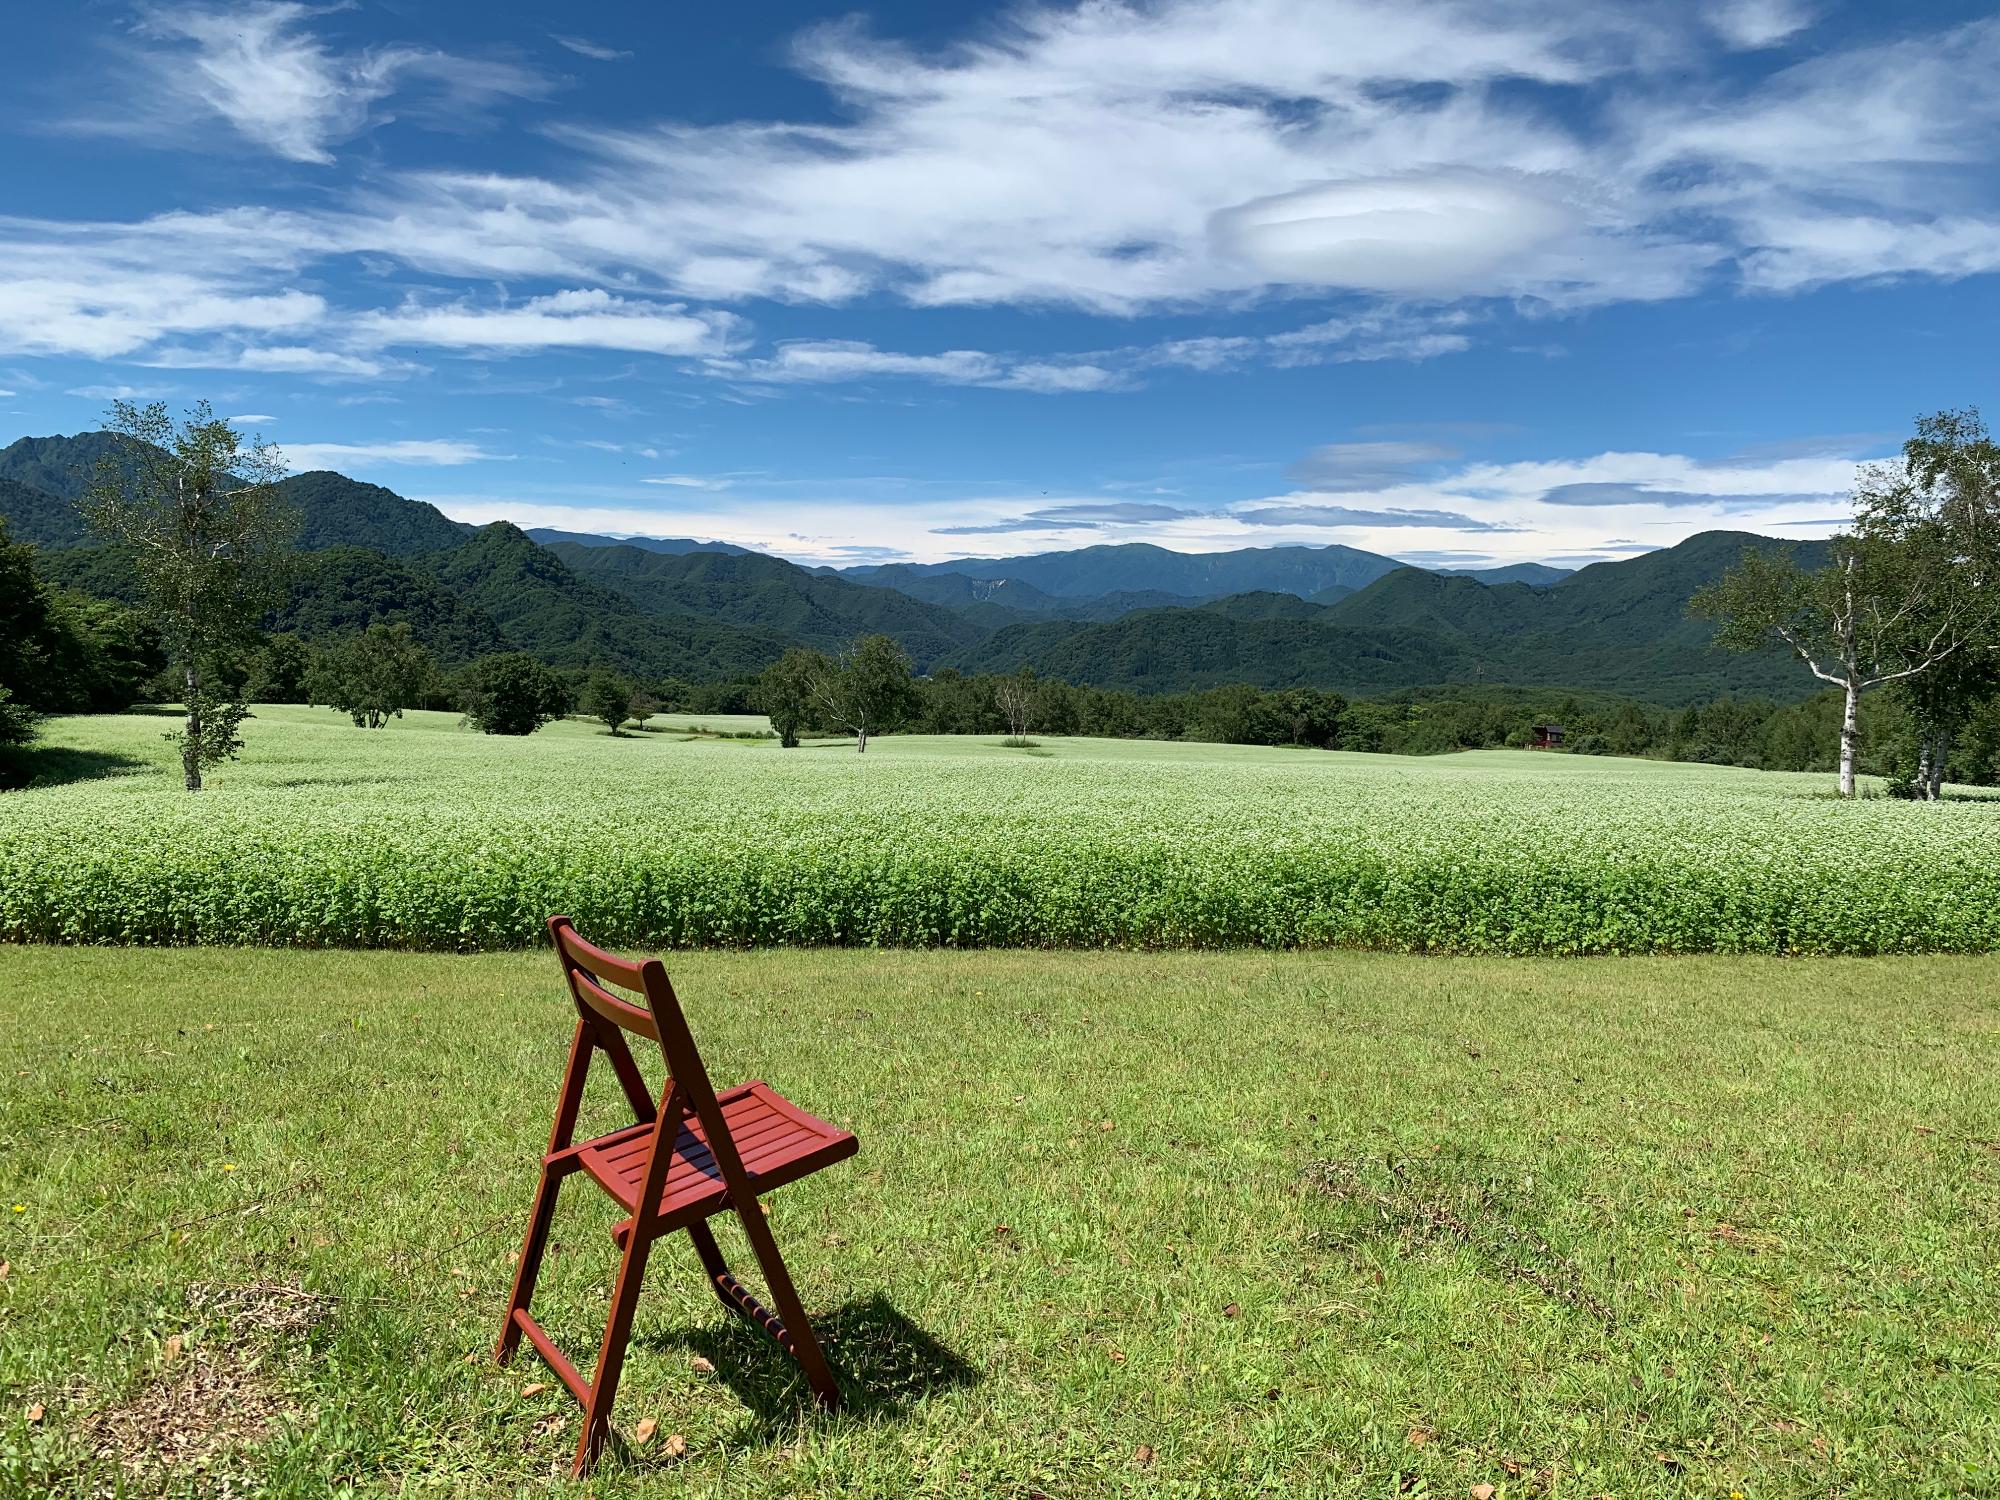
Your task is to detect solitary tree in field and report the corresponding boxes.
[807,634,917,753]
[583,669,637,735]
[995,664,1037,739]
[1853,409,2000,796]
[758,648,822,748]
[82,402,294,790]
[1692,536,1962,797]
[309,623,436,728]
[458,653,569,735]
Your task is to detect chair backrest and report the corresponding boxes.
[545,915,734,1147]
[551,915,667,1043]
[544,916,772,1236]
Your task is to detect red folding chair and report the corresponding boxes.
[496,917,859,1476]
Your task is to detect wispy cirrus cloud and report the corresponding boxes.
[72,1,551,165]
[551,34,630,62]
[1234,502,1519,532]
[934,500,1200,534]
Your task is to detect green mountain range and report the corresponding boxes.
[0,430,1828,704]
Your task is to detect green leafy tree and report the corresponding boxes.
[1275,687,1345,748]
[0,685,38,751]
[806,634,918,753]
[310,623,437,728]
[82,402,294,789]
[458,653,568,736]
[1852,409,2000,796]
[1692,537,1961,797]
[248,633,311,704]
[0,519,70,711]
[583,668,637,735]
[758,647,825,748]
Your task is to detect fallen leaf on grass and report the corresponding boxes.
[1471,1486,1496,1500]
[163,1335,183,1365]
[994,1224,1013,1237]
[634,1417,658,1445]
[1406,1427,1431,1447]
[1134,1444,1154,1467]
[1221,1302,1240,1319]
[522,1383,548,1399]
[665,1433,687,1458]
[690,1356,715,1375]
[1108,1348,1126,1363]
[0,1260,8,1279]
[26,1404,44,1424]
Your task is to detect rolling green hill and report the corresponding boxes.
[524,527,749,555]
[0,432,132,505]
[847,540,1407,600]
[550,542,982,669]
[949,532,1830,704]
[275,471,471,555]
[429,523,788,678]
[0,477,84,548]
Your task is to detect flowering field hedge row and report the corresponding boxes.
[4,709,1997,954]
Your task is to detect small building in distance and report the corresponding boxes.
[1530,723,1565,750]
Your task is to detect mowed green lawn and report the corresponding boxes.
[2,947,1996,1496]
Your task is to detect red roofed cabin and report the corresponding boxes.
[1530,723,1565,750]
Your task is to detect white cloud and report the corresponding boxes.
[552,35,631,62]
[352,289,742,357]
[641,475,731,491]
[7,0,2000,388]
[1705,0,1813,51]
[732,341,1002,384]
[82,2,550,165]
[331,2,2000,318]
[1209,170,1583,297]
[0,209,327,359]
[407,440,1867,567]
[228,413,277,424]
[278,438,503,471]
[67,383,172,400]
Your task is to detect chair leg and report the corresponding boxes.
[732,1204,843,1410]
[496,1163,564,1364]
[573,1224,656,1478]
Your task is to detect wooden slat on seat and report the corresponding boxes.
[573,1081,858,1232]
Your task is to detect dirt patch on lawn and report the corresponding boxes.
[77,1281,331,1495]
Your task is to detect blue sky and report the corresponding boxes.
[2,0,1996,567]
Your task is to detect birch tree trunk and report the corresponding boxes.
[1838,677,1859,799]
[182,659,204,792]
[1928,730,1950,800]
[856,726,868,754]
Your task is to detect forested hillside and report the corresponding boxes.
[549,542,981,668]
[0,429,1830,704]
[948,534,1833,702]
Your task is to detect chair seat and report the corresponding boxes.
[558,1080,857,1232]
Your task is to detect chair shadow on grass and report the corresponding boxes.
[632,1291,980,1445]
